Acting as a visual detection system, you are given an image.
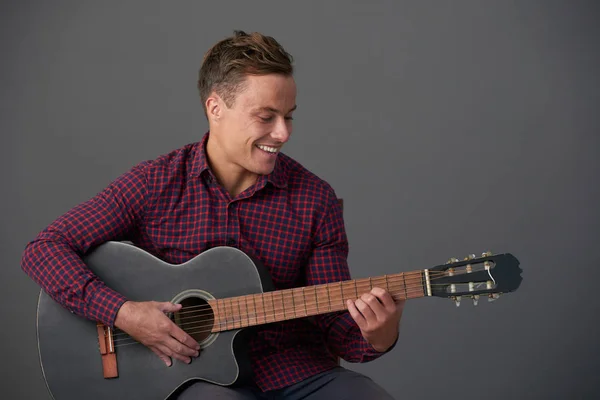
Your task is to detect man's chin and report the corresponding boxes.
[256,167,275,176]
[249,159,278,176]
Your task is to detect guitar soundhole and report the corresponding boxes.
[173,297,214,343]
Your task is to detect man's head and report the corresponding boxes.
[198,31,297,181]
[198,30,294,116]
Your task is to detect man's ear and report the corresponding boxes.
[205,93,223,124]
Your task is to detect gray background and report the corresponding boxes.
[1,1,599,399]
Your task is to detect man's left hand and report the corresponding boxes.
[346,287,405,352]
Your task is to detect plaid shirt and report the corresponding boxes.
[21,132,389,391]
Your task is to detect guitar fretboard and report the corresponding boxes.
[207,271,425,332]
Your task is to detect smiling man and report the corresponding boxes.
[203,72,297,197]
[21,31,402,399]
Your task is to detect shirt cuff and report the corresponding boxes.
[361,332,399,356]
[86,283,128,327]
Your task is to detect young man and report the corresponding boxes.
[21,31,403,399]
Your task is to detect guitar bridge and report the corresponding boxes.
[96,322,118,379]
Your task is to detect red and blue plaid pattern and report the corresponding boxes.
[21,132,388,391]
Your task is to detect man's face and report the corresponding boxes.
[210,73,297,177]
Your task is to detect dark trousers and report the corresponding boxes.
[177,367,394,400]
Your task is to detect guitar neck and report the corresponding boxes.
[208,270,426,332]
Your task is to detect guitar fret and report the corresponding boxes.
[302,287,307,316]
[228,299,234,329]
[214,299,220,331]
[281,291,286,319]
[239,297,243,328]
[230,299,235,330]
[220,299,224,330]
[271,292,276,322]
[244,296,250,326]
[291,288,296,318]
[217,299,223,331]
[263,294,268,323]
[227,299,233,329]
[262,293,267,323]
[327,285,331,311]
[223,299,228,331]
[246,295,251,326]
[227,299,233,330]
[223,299,228,330]
[305,286,316,316]
[238,298,243,328]
[265,293,270,323]
[252,295,258,325]
[403,273,408,299]
[229,298,236,329]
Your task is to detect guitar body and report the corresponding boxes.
[36,241,273,400]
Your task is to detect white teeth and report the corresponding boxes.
[257,145,278,153]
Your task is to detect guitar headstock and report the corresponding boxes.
[427,252,522,306]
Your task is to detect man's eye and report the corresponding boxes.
[285,116,294,121]
[260,116,274,122]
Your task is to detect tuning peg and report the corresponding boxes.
[446,257,459,264]
[453,296,461,307]
[472,295,479,306]
[465,256,474,273]
[482,251,493,257]
[488,293,500,302]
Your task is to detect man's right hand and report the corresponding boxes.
[114,300,201,366]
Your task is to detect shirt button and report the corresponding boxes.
[226,238,236,246]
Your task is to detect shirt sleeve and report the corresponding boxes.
[20,163,150,327]
[305,191,397,363]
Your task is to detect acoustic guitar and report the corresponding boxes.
[36,241,522,399]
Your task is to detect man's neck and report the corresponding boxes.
[214,167,258,199]
[205,138,258,199]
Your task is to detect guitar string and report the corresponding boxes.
[114,265,488,327]
[110,265,490,331]
[108,267,487,343]
[110,285,428,347]
[109,283,424,337]
[108,267,495,345]
[109,276,496,347]
[111,281,490,349]
[109,284,428,344]
[170,276,480,319]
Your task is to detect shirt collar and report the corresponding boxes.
[189,131,211,178]
[190,131,288,189]
[266,156,288,189]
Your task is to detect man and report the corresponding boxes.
[21,30,403,399]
